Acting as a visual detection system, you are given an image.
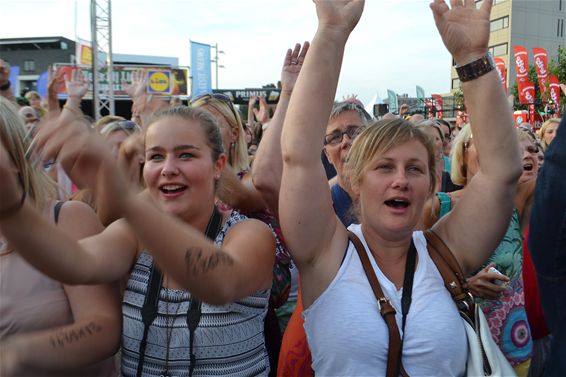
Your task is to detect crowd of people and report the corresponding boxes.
[1,0,566,376]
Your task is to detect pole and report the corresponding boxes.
[215,43,219,89]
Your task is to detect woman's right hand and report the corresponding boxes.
[33,117,131,212]
[467,263,509,300]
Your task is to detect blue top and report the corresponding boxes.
[331,184,355,227]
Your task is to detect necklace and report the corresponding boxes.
[161,276,182,377]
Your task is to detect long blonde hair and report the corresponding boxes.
[0,97,58,210]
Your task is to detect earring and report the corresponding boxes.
[229,142,236,166]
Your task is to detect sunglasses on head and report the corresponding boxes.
[526,144,539,154]
[191,93,239,124]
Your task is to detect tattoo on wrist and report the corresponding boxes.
[184,247,234,275]
[49,322,102,348]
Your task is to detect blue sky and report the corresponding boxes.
[1,0,452,107]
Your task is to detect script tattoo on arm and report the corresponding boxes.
[49,322,102,349]
[184,247,234,275]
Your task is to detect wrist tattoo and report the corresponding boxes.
[184,247,234,275]
[49,322,102,348]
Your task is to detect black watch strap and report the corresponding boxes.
[0,80,11,91]
[455,53,495,82]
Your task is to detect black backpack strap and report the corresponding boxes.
[136,206,223,377]
[136,263,164,377]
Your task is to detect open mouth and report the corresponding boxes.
[384,199,410,209]
[160,184,187,194]
[523,163,534,172]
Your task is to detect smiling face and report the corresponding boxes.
[143,116,225,221]
[357,139,432,240]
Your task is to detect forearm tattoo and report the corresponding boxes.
[184,247,234,275]
[49,322,102,348]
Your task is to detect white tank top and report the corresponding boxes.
[303,224,467,376]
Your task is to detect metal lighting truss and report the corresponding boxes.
[90,0,114,119]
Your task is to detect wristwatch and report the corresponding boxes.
[0,80,11,91]
[455,53,495,82]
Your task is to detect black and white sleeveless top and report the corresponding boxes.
[121,211,270,377]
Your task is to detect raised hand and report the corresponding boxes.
[430,0,491,65]
[281,42,309,94]
[122,69,147,99]
[64,68,89,100]
[253,96,271,125]
[32,117,129,210]
[314,0,364,34]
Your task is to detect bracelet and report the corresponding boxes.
[455,53,495,82]
[63,103,83,117]
[0,80,11,91]
[0,174,26,219]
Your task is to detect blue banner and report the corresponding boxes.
[9,65,20,95]
[416,85,425,113]
[190,41,212,98]
[387,89,398,114]
[36,71,49,98]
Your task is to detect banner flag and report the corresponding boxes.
[513,46,529,88]
[532,47,549,97]
[494,57,508,94]
[431,94,444,119]
[36,71,49,98]
[387,89,398,114]
[519,81,536,106]
[8,65,19,95]
[190,41,212,98]
[549,75,562,116]
[416,86,425,113]
[75,38,93,65]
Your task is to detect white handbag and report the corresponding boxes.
[461,304,516,376]
[425,230,517,377]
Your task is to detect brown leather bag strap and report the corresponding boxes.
[423,229,475,318]
[348,231,409,377]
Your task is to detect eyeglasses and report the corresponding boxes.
[191,93,240,125]
[324,126,364,146]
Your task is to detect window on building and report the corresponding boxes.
[452,78,461,90]
[490,16,509,32]
[489,43,508,57]
[23,60,35,72]
[476,0,506,8]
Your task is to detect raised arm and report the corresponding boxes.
[1,201,121,375]
[280,0,363,270]
[430,0,522,274]
[252,42,309,216]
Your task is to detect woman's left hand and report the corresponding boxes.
[467,263,509,299]
[430,0,491,65]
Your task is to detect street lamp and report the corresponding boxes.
[211,43,225,89]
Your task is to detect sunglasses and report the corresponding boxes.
[100,120,140,135]
[324,126,365,146]
[191,93,240,124]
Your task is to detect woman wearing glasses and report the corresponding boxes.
[422,125,540,375]
[279,0,521,375]
[0,97,119,376]
[0,105,276,376]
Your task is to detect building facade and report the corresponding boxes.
[450,0,565,92]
